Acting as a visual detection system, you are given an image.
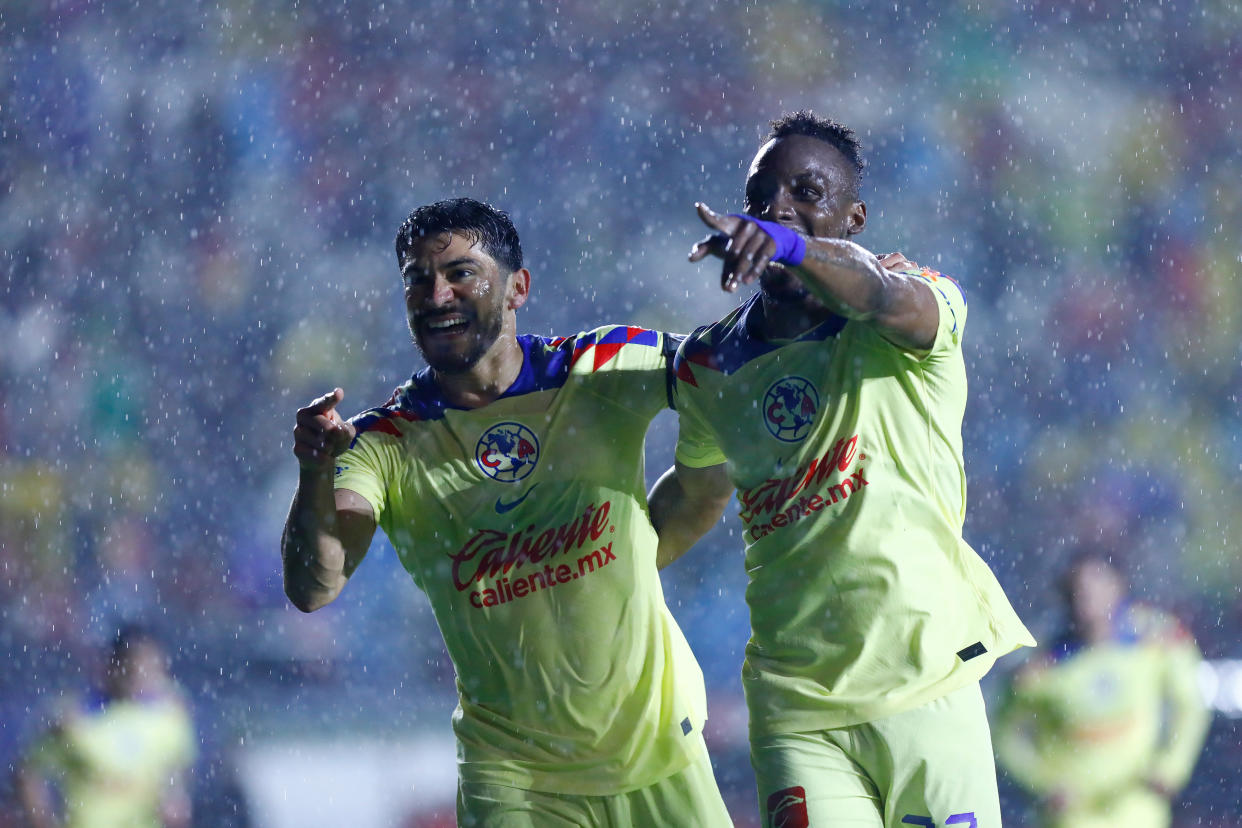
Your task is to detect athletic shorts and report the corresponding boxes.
[456,732,732,827]
[751,682,1002,827]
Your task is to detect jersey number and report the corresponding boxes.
[902,814,977,827]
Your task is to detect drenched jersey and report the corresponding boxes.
[995,603,1210,804]
[25,693,195,828]
[334,327,707,796]
[674,267,1034,735]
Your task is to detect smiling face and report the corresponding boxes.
[400,231,525,374]
[743,134,866,302]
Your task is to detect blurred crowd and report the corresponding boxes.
[1,0,1239,824]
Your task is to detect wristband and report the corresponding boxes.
[728,214,807,266]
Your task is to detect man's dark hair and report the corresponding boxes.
[395,198,523,274]
[1059,549,1127,604]
[766,110,866,197]
[109,623,157,664]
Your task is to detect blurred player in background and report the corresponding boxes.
[994,552,1210,828]
[16,626,195,828]
[649,111,1035,827]
[281,198,732,826]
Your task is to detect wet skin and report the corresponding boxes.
[401,231,514,374]
[742,134,866,304]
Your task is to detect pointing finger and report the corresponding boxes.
[689,234,728,263]
[695,202,729,232]
[303,388,344,416]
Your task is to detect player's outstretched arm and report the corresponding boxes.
[648,461,733,569]
[690,203,939,351]
[282,388,376,612]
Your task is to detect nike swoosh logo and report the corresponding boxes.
[495,483,539,514]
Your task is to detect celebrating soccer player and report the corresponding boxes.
[281,198,732,826]
[649,111,1037,826]
[994,552,1210,827]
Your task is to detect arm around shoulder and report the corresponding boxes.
[648,460,733,569]
[795,238,941,351]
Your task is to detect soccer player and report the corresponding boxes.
[17,626,196,828]
[281,198,732,826]
[994,553,1210,828]
[648,111,1036,827]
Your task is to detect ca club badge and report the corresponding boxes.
[476,422,540,483]
[763,376,819,443]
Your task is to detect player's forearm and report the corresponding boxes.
[1149,647,1212,789]
[648,466,730,569]
[791,239,937,350]
[16,767,58,828]
[159,777,192,828]
[790,238,892,318]
[281,468,350,611]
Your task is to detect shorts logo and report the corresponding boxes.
[476,422,540,483]
[763,377,819,443]
[767,786,809,828]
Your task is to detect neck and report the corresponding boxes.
[434,331,525,409]
[759,292,838,340]
[1074,605,1120,645]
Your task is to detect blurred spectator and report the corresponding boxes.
[16,626,197,828]
[994,553,1210,828]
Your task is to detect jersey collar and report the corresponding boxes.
[406,334,574,414]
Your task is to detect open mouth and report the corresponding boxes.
[421,315,470,337]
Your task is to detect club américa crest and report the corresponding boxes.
[763,376,819,442]
[475,421,540,483]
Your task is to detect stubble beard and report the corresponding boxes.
[410,307,506,375]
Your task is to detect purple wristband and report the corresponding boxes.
[728,214,807,266]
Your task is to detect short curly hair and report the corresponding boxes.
[395,198,523,274]
[765,110,865,197]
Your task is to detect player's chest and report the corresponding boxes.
[706,354,865,479]
[1044,648,1162,718]
[73,711,167,774]
[398,388,647,503]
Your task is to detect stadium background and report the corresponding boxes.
[1,0,1239,824]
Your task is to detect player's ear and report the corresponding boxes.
[846,200,866,236]
[507,268,531,311]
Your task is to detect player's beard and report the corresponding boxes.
[757,263,840,338]
[410,300,506,375]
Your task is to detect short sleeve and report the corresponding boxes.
[564,326,677,419]
[907,268,968,356]
[164,697,198,769]
[334,426,395,520]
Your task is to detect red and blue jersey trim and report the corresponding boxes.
[350,328,671,432]
[674,293,847,387]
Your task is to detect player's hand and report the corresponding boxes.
[878,251,917,271]
[1046,788,1076,814]
[293,388,356,471]
[689,203,778,293]
[1145,778,1175,799]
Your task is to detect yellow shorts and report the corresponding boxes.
[751,682,1003,827]
[457,732,732,827]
